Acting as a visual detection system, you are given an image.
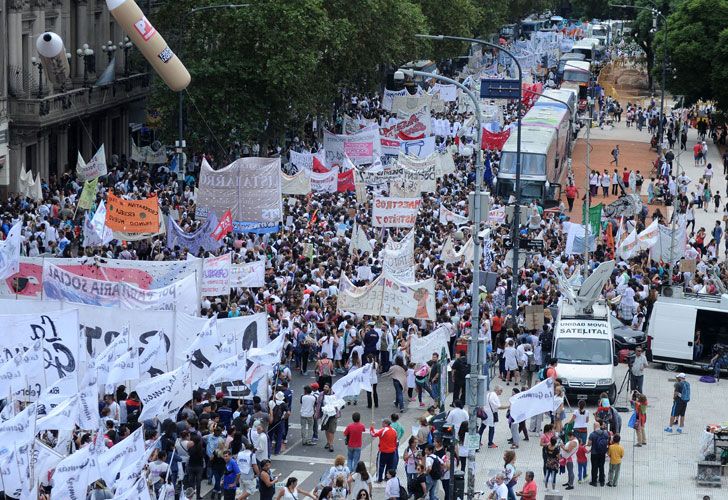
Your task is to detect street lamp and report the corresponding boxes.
[101,40,117,63]
[30,57,43,98]
[119,36,133,76]
[611,4,668,152]
[76,44,95,87]
[395,65,486,500]
[178,3,251,178]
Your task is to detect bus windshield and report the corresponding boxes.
[555,338,612,365]
[499,152,547,176]
[563,70,590,84]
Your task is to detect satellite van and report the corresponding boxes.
[553,261,618,402]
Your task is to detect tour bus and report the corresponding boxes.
[521,106,572,170]
[553,300,618,402]
[647,290,728,373]
[571,38,599,62]
[534,88,578,119]
[556,53,586,84]
[560,60,591,114]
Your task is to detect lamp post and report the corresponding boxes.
[76,44,95,87]
[395,66,484,500]
[30,57,43,98]
[178,4,251,179]
[101,40,117,63]
[119,36,133,76]
[612,4,668,152]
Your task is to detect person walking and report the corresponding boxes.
[606,434,624,487]
[610,145,620,167]
[370,418,398,483]
[502,450,522,500]
[665,373,690,433]
[424,444,443,500]
[630,347,648,394]
[633,393,648,446]
[450,351,469,403]
[300,385,317,446]
[344,413,366,472]
[565,183,578,212]
[559,430,578,491]
[221,450,240,500]
[587,421,610,487]
[366,355,380,409]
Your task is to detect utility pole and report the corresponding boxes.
[583,117,592,280]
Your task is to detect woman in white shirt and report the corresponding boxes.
[503,340,520,386]
[275,477,316,500]
[384,469,400,500]
[569,399,590,444]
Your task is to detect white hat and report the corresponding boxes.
[676,373,686,379]
[275,391,285,402]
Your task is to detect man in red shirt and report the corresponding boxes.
[693,142,703,166]
[343,412,365,472]
[370,418,397,482]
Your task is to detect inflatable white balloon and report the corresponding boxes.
[106,0,191,92]
[35,32,71,90]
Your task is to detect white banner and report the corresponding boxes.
[98,427,145,487]
[382,230,415,281]
[310,168,339,193]
[230,260,265,288]
[430,83,457,102]
[372,197,422,228]
[289,150,314,172]
[201,253,232,296]
[410,326,451,364]
[0,221,22,280]
[399,136,436,158]
[380,275,436,321]
[37,375,78,413]
[508,378,555,423]
[382,88,409,111]
[331,364,372,399]
[281,170,311,195]
[42,262,121,307]
[324,126,381,167]
[649,223,687,263]
[82,201,114,248]
[76,144,108,181]
[439,205,469,226]
[106,348,140,387]
[441,236,473,265]
[36,396,79,431]
[120,273,198,314]
[349,223,374,255]
[337,275,384,316]
[136,363,192,422]
[207,352,247,386]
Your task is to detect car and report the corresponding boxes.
[610,315,646,350]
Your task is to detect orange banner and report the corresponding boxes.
[105,193,160,233]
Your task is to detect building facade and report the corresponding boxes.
[1,0,151,190]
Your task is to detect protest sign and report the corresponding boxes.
[76,144,107,181]
[136,363,192,422]
[382,229,415,281]
[441,236,473,265]
[289,150,313,172]
[105,193,160,233]
[508,378,555,423]
[77,178,98,210]
[324,126,381,167]
[310,168,339,193]
[349,223,374,254]
[42,262,121,307]
[0,221,22,280]
[331,364,372,399]
[98,427,145,487]
[439,205,469,226]
[166,212,223,255]
[380,276,436,321]
[281,170,311,195]
[230,260,265,288]
[410,326,451,364]
[399,136,436,158]
[130,140,167,164]
[336,275,384,316]
[382,102,431,139]
[201,253,232,296]
[382,88,408,111]
[120,273,198,314]
[430,83,457,102]
[372,197,422,228]
[82,201,114,247]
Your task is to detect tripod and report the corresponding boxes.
[613,368,632,412]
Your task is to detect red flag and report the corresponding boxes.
[337,170,355,192]
[210,209,233,241]
[313,156,329,173]
[481,128,511,151]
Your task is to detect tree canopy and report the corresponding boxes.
[149,0,505,152]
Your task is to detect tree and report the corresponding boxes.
[656,0,728,110]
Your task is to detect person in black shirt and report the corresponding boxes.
[451,351,469,403]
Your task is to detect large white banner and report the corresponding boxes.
[337,275,384,317]
[508,378,555,423]
[281,171,311,195]
[119,273,198,314]
[230,260,265,288]
[349,223,374,254]
[76,144,108,181]
[42,262,120,307]
[289,150,313,172]
[382,88,408,111]
[310,168,339,193]
[324,126,381,167]
[0,309,80,393]
[201,254,232,296]
[441,236,474,265]
[372,197,422,228]
[410,326,451,364]
[439,205,469,226]
[137,363,191,422]
[380,275,436,321]
[382,230,415,281]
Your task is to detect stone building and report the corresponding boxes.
[0,0,151,190]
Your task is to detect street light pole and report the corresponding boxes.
[395,66,483,500]
[178,4,251,179]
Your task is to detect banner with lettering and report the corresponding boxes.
[105,193,160,233]
[381,88,409,111]
[508,378,555,423]
[410,326,451,364]
[310,168,339,193]
[230,260,265,288]
[380,275,436,321]
[372,197,422,228]
[166,212,223,255]
[336,275,384,316]
[289,150,313,172]
[76,144,108,181]
[119,273,198,314]
[323,126,381,167]
[382,229,415,281]
[201,253,232,296]
[42,262,121,307]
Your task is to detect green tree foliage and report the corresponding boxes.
[656,0,728,110]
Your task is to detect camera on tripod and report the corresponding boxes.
[627,351,636,368]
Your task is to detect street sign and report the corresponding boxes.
[466,432,481,451]
[480,78,521,99]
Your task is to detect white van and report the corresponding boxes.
[553,301,618,402]
[648,290,728,372]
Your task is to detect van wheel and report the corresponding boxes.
[608,383,617,404]
[664,363,679,372]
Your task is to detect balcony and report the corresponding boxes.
[8,73,150,129]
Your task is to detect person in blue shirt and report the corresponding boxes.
[221,450,241,499]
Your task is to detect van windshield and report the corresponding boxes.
[563,70,590,83]
[499,152,547,176]
[555,338,612,365]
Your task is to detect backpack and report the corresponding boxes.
[593,431,609,455]
[537,366,547,381]
[680,381,691,402]
[429,455,442,480]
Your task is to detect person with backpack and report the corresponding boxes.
[269,391,290,455]
[316,352,335,389]
[424,444,443,500]
[586,421,610,487]
[665,373,690,433]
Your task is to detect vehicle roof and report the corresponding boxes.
[501,126,555,154]
[523,106,569,128]
[559,301,610,320]
[560,53,586,61]
[563,60,591,72]
[573,39,597,49]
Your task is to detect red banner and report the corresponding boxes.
[210,209,233,241]
[337,170,355,192]
[481,128,511,151]
[522,82,543,110]
[313,156,329,173]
